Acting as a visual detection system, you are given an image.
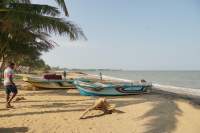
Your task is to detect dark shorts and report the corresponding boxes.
[4,85,18,95]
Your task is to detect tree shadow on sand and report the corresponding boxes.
[16,99,91,103]
[0,108,85,118]
[108,90,200,133]
[0,98,93,118]
[142,90,200,133]
[27,102,92,109]
[0,90,192,133]
[0,127,28,133]
[106,92,183,133]
[140,99,182,133]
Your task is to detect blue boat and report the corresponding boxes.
[74,79,152,96]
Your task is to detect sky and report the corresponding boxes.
[33,0,200,70]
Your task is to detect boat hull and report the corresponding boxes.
[23,77,75,89]
[74,80,152,96]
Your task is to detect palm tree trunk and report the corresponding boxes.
[0,45,7,70]
[0,55,5,89]
[0,55,5,70]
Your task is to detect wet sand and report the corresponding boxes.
[0,89,200,133]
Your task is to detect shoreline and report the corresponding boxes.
[0,72,200,133]
[87,73,200,99]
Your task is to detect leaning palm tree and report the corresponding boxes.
[0,0,86,68]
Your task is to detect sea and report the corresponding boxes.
[82,70,200,89]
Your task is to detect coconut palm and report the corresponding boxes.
[0,0,86,68]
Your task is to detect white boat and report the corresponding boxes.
[23,76,75,89]
[74,78,152,96]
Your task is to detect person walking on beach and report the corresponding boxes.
[4,62,17,108]
[100,72,103,80]
[63,70,67,80]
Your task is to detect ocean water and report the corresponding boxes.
[82,70,200,89]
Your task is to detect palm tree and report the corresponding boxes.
[0,0,86,68]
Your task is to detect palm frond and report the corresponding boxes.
[54,0,69,16]
[8,3,60,17]
[14,0,31,4]
[5,10,86,40]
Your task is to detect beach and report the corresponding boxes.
[1,0,200,132]
[1,88,200,133]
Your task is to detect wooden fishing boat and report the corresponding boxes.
[74,79,152,96]
[23,76,75,89]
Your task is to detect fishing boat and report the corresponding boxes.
[74,79,152,96]
[23,74,75,89]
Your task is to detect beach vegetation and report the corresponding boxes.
[0,0,86,70]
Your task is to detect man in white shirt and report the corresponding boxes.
[4,62,18,108]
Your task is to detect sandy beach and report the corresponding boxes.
[1,0,200,132]
[0,88,200,133]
